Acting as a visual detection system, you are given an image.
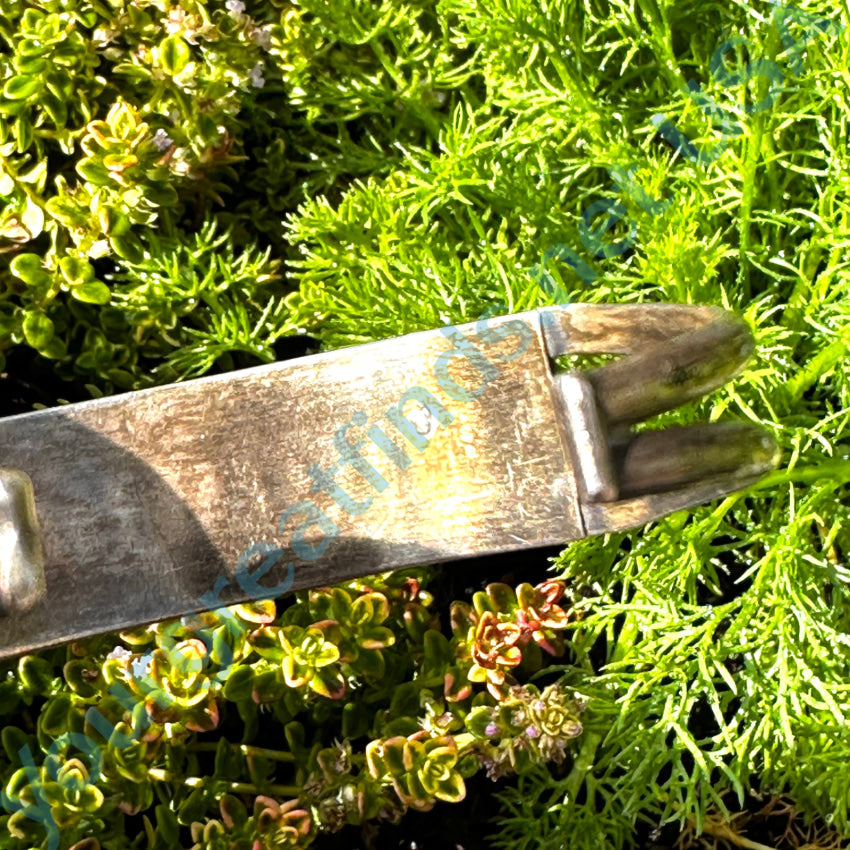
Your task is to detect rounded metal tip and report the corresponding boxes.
[589,314,756,426]
[615,423,780,499]
[0,468,46,617]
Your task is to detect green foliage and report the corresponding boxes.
[366,733,467,810]
[1,0,850,847]
[463,0,850,843]
[0,0,280,388]
[105,219,295,384]
[0,574,581,849]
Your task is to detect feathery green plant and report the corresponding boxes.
[277,0,850,845]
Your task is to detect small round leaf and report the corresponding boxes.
[71,281,111,305]
[38,336,67,360]
[159,36,191,76]
[145,183,178,208]
[14,115,33,151]
[75,158,111,186]
[18,654,54,693]
[105,368,135,389]
[3,75,40,100]
[13,55,47,75]
[39,693,73,739]
[41,92,67,127]
[10,253,48,285]
[20,198,43,237]
[17,38,48,58]
[110,232,144,263]
[22,310,54,349]
[59,255,95,284]
[45,70,73,100]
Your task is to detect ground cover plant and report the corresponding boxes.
[0,0,849,848]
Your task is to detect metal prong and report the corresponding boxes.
[543,303,780,531]
[579,463,779,536]
[586,313,754,426]
[614,423,780,498]
[0,468,46,616]
[540,303,728,358]
[556,372,618,502]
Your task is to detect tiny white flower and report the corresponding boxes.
[250,25,272,49]
[152,128,173,151]
[249,62,265,88]
[88,239,111,259]
[225,0,246,14]
[164,5,187,34]
[169,147,192,175]
[92,26,116,47]
[107,646,132,661]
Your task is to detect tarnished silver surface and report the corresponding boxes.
[0,304,778,658]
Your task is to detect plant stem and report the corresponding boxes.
[736,114,762,302]
[148,767,300,798]
[562,612,641,801]
[0,152,48,212]
[187,742,296,762]
[750,460,850,490]
[700,818,778,850]
[563,730,602,803]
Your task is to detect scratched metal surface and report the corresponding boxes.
[0,312,582,657]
